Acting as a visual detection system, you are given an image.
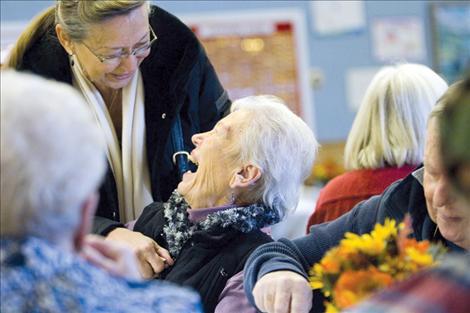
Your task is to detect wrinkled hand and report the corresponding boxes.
[105,227,174,279]
[80,235,142,281]
[253,271,312,313]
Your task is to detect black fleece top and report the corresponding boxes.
[134,201,273,313]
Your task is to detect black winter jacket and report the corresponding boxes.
[134,201,273,313]
[17,6,230,234]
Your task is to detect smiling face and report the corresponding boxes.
[423,118,470,250]
[177,110,250,209]
[60,5,151,93]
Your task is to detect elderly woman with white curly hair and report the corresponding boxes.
[133,95,318,313]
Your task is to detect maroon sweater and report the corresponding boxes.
[306,165,416,233]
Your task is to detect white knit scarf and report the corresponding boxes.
[70,56,153,222]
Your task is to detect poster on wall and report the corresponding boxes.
[180,9,314,128]
[431,2,470,84]
[310,0,366,36]
[371,16,426,63]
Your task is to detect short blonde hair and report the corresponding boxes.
[231,96,318,218]
[344,63,448,170]
[0,71,106,241]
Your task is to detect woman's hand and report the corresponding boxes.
[80,235,142,281]
[105,227,174,279]
[253,271,312,313]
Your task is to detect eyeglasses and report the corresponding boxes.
[81,25,157,67]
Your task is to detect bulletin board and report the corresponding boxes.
[430,2,470,83]
[181,9,314,128]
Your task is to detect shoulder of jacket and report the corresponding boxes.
[149,6,198,46]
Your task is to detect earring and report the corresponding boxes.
[68,53,75,67]
[230,192,236,205]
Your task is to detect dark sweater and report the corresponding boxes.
[16,5,230,235]
[134,201,273,313]
[307,165,416,231]
[244,170,464,313]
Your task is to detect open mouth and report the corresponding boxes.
[188,154,199,167]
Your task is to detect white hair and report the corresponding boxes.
[0,71,106,242]
[344,63,448,170]
[231,95,318,218]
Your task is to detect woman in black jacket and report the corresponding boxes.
[7,0,230,279]
[134,95,318,313]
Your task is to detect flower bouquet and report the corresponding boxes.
[309,217,446,312]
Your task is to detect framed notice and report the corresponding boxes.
[181,9,314,128]
[371,16,426,63]
[430,2,470,83]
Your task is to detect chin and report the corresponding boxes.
[176,183,186,195]
[108,80,131,90]
[440,229,463,246]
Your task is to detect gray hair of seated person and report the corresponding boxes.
[0,71,106,242]
[230,95,318,218]
[344,63,448,170]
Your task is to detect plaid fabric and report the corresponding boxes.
[346,253,470,313]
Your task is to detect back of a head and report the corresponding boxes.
[231,96,318,218]
[344,63,448,170]
[0,71,106,241]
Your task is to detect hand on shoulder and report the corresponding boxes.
[80,234,142,281]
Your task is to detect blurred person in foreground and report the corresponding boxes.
[0,71,202,313]
[345,75,470,313]
[307,63,448,231]
[243,81,470,313]
[133,95,318,313]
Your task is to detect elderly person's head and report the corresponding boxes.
[0,71,105,249]
[177,95,318,218]
[439,75,470,203]
[8,0,152,92]
[423,80,470,250]
[345,63,448,170]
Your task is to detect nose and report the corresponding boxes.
[191,132,206,146]
[117,54,138,72]
[434,176,456,208]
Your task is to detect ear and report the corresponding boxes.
[229,164,262,189]
[55,24,75,55]
[73,192,99,251]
